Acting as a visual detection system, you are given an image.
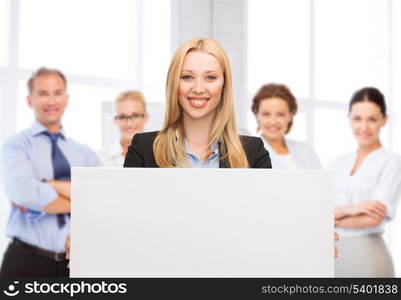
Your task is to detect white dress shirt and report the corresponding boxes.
[262,137,322,169]
[98,143,125,167]
[1,121,100,251]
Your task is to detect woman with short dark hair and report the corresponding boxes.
[251,83,321,169]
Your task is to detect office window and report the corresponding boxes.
[18,0,137,79]
[393,0,401,153]
[314,0,388,103]
[247,0,310,142]
[64,85,122,149]
[7,0,171,151]
[313,108,355,164]
[248,0,310,100]
[141,0,171,103]
[16,81,30,131]
[0,0,8,65]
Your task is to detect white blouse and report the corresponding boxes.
[262,137,322,169]
[328,147,401,237]
[97,144,124,167]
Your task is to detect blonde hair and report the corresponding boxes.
[153,38,249,168]
[115,90,147,113]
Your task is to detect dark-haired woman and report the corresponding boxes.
[251,83,321,169]
[330,87,401,277]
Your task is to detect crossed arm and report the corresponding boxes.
[3,140,71,214]
[335,200,387,228]
[12,180,71,214]
[42,180,71,214]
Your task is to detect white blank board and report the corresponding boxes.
[70,168,334,277]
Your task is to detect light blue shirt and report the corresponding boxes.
[1,121,100,252]
[184,140,219,168]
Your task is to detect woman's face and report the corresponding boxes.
[256,97,292,141]
[349,101,387,148]
[115,100,148,142]
[178,51,224,123]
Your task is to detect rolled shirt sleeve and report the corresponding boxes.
[372,156,401,220]
[1,139,57,211]
[2,122,101,251]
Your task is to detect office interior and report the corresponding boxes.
[1,0,401,275]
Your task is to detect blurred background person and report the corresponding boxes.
[99,91,149,167]
[331,87,401,277]
[251,83,321,169]
[0,67,100,277]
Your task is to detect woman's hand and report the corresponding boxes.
[11,202,28,212]
[336,200,387,220]
[355,200,387,220]
[334,221,339,258]
[334,232,339,258]
[336,201,387,228]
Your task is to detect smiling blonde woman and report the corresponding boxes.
[124,38,271,169]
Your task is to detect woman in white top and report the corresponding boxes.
[330,87,401,277]
[251,83,321,169]
[98,91,149,167]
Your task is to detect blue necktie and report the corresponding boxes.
[43,131,71,228]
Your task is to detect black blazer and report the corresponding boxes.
[124,131,272,168]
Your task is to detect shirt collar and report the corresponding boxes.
[260,134,272,151]
[29,121,66,140]
[260,133,287,155]
[183,139,219,157]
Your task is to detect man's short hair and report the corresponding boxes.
[27,67,67,94]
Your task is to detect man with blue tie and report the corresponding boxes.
[0,67,100,277]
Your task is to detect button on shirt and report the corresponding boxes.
[184,140,219,168]
[1,122,101,252]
